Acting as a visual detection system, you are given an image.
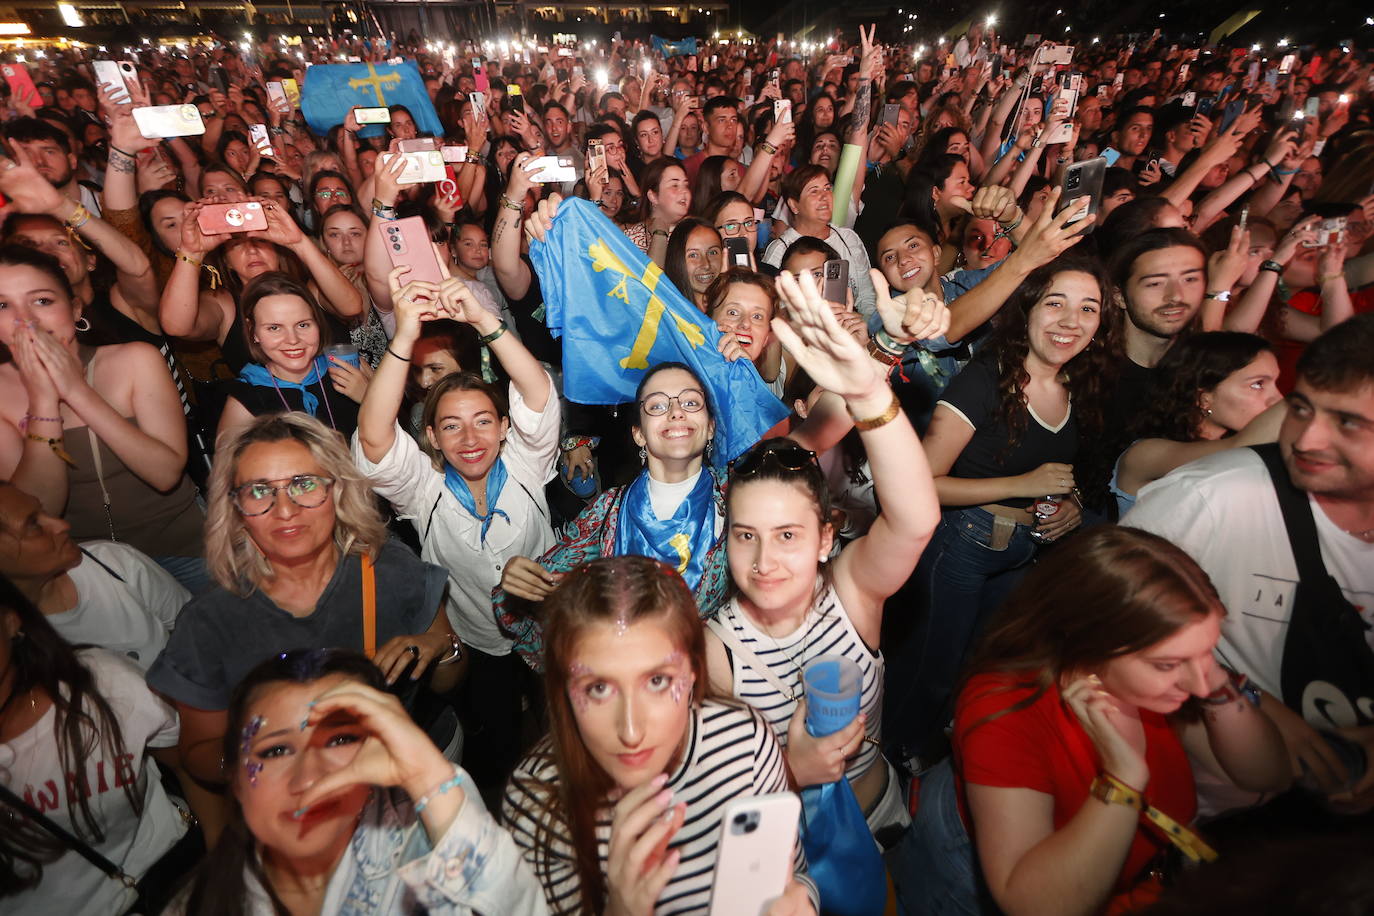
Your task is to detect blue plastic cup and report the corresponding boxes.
[323,343,361,368]
[803,655,862,737]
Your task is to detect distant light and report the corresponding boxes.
[57,2,82,27]
[987,13,997,26]
[1092,37,1099,44]
[1277,38,1289,47]
[0,22,32,35]
[1252,43,1261,51]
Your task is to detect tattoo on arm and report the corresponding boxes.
[109,148,137,174]
[848,78,873,145]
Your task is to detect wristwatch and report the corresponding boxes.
[1202,668,1261,707]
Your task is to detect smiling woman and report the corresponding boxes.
[170,648,546,916]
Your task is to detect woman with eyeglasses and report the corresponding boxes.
[147,412,462,789]
[705,269,941,838]
[494,360,728,673]
[704,190,765,265]
[307,170,355,225]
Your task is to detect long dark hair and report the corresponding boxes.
[180,648,385,916]
[982,252,1121,452]
[0,575,141,893]
[964,526,1223,732]
[513,557,710,916]
[1129,332,1273,443]
[902,153,964,243]
[663,217,721,306]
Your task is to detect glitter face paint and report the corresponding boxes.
[245,760,264,787]
[241,715,266,788]
[613,611,630,637]
[568,662,593,713]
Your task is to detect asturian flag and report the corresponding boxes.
[300,60,443,138]
[530,198,788,465]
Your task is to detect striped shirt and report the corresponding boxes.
[708,586,884,782]
[502,701,814,915]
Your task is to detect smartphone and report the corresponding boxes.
[1238,204,1249,234]
[209,69,230,93]
[525,155,577,183]
[1305,216,1347,248]
[773,98,791,124]
[133,104,206,138]
[1247,61,1261,85]
[769,67,781,87]
[469,91,487,116]
[821,259,849,305]
[1182,90,1198,108]
[248,123,273,157]
[1304,97,1320,118]
[1112,71,1124,91]
[507,84,525,113]
[1044,89,1077,145]
[724,236,751,268]
[473,60,489,92]
[587,138,607,175]
[379,150,447,184]
[1218,99,1245,134]
[1197,96,1218,117]
[281,77,301,109]
[1279,54,1297,75]
[382,215,448,285]
[396,137,440,153]
[573,64,584,80]
[1058,155,1106,232]
[1037,43,1074,66]
[265,80,289,111]
[880,103,901,127]
[440,144,468,163]
[706,793,800,916]
[197,200,267,235]
[355,106,392,124]
[93,59,137,104]
[1,63,41,108]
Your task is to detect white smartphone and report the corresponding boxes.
[379,150,447,184]
[773,98,792,124]
[93,59,137,104]
[441,144,468,163]
[354,106,392,125]
[526,155,578,183]
[249,123,273,156]
[133,104,206,138]
[707,793,800,916]
[265,80,289,111]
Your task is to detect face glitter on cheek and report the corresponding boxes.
[670,672,695,706]
[245,760,264,787]
[568,663,593,714]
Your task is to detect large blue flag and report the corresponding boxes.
[300,60,443,138]
[651,35,700,58]
[530,198,788,465]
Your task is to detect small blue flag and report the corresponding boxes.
[300,60,443,138]
[651,35,700,58]
[530,198,788,465]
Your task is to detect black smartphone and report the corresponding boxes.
[1058,155,1107,233]
[724,236,751,268]
[821,259,849,305]
[880,103,901,127]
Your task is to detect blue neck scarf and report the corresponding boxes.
[444,457,509,545]
[614,468,717,589]
[237,356,332,418]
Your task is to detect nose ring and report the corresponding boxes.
[752,563,759,573]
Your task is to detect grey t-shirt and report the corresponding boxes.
[146,538,447,710]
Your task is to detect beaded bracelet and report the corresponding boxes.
[25,432,77,467]
[20,413,61,430]
[414,766,464,814]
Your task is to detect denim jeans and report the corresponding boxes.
[885,507,1037,760]
[888,759,996,915]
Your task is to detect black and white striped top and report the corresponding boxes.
[501,701,814,915]
[708,586,884,782]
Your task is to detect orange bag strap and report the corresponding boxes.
[361,554,376,659]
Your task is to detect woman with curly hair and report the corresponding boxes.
[1110,332,1284,517]
[892,252,1121,762]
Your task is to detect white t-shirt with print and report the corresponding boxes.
[0,649,185,916]
[1123,448,1374,728]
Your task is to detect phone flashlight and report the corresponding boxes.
[595,68,608,89]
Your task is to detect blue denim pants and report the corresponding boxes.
[888,758,996,915]
[885,507,1037,760]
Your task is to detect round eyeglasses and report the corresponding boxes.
[232,475,335,516]
[716,218,760,235]
[639,388,707,417]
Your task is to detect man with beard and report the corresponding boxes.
[1101,227,1209,448]
[1124,314,1374,815]
[4,117,102,216]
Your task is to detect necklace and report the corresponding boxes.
[752,607,812,701]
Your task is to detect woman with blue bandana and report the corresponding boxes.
[217,272,372,444]
[353,267,559,791]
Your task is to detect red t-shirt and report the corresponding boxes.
[953,672,1197,914]
[1274,286,1374,392]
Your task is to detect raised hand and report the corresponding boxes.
[1207,224,1251,294]
[0,146,69,217]
[771,269,887,402]
[1009,187,1092,270]
[604,774,686,916]
[1062,674,1150,791]
[785,698,866,787]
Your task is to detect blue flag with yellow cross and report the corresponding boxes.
[300,60,443,138]
[530,197,789,465]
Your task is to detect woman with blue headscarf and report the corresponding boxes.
[354,267,560,790]
[217,272,372,444]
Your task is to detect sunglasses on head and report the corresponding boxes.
[730,442,817,479]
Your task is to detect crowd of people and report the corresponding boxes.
[0,19,1372,916]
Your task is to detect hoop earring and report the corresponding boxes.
[73,317,91,332]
